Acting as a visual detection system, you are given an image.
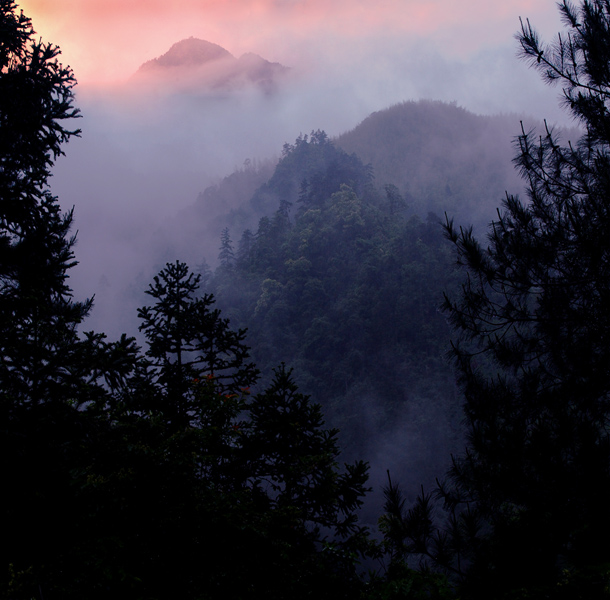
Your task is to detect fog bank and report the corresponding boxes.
[51,33,570,341]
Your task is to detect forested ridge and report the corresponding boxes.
[4,0,610,599]
[203,131,463,493]
[334,100,526,229]
[164,99,536,276]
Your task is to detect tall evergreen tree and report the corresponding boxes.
[135,260,258,428]
[3,3,139,596]
[383,2,610,598]
[0,0,86,403]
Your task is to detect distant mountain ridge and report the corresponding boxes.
[134,37,289,94]
[334,100,527,228]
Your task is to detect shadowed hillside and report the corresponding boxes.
[335,100,527,229]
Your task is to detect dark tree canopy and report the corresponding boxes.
[0,0,87,404]
[75,264,373,600]
[3,4,373,598]
[380,2,610,598]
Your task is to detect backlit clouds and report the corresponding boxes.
[20,0,561,85]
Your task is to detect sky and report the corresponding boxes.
[21,0,562,87]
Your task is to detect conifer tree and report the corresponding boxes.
[136,260,258,428]
[218,226,236,268]
[3,3,140,595]
[384,2,610,598]
[0,0,86,403]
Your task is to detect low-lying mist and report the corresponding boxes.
[43,31,584,531]
[52,36,569,342]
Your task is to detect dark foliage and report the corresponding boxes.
[206,135,462,484]
[380,3,610,598]
[75,263,372,599]
[0,0,86,403]
[3,4,372,598]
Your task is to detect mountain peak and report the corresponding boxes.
[133,38,289,94]
[138,38,234,72]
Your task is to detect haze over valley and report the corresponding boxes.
[50,30,574,341]
[48,31,580,501]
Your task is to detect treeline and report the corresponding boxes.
[204,131,463,487]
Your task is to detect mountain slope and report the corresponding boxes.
[196,132,463,513]
[335,100,526,229]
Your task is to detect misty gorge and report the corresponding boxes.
[56,43,527,508]
[5,1,610,599]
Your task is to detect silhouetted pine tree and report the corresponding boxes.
[3,3,139,596]
[383,2,610,598]
[0,0,85,403]
[135,260,258,428]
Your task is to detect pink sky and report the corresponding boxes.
[19,0,560,85]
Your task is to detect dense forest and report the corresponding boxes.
[164,99,529,272]
[4,0,610,599]
[199,130,463,500]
